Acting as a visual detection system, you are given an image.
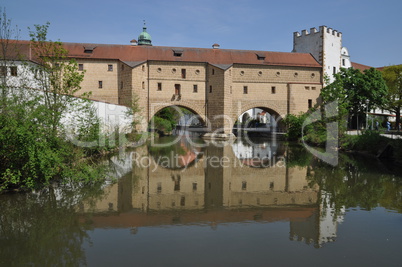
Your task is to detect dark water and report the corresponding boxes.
[1,135,402,267]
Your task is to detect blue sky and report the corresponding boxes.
[2,0,401,67]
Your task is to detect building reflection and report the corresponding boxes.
[80,138,344,248]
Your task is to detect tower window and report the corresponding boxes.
[271,86,276,94]
[209,85,212,93]
[98,81,103,89]
[181,69,186,78]
[243,86,248,94]
[10,66,17,76]
[212,69,215,75]
[333,67,336,74]
[308,99,313,108]
[157,82,162,91]
[342,59,345,66]
[193,84,198,93]
[0,66,6,76]
[108,64,113,71]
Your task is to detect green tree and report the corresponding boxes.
[321,67,388,130]
[382,65,402,130]
[29,22,85,137]
[0,7,20,108]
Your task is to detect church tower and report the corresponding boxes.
[292,26,349,84]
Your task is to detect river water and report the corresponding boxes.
[1,134,402,266]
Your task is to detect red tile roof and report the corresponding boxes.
[2,40,322,68]
[63,43,322,68]
[351,62,372,71]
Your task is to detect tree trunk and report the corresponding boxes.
[396,107,401,132]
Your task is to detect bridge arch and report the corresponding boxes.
[232,101,286,132]
[148,102,207,125]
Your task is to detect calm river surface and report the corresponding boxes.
[1,134,402,266]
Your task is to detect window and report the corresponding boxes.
[333,67,336,75]
[121,81,123,90]
[305,86,310,90]
[142,65,145,72]
[98,81,103,89]
[157,82,162,91]
[173,49,183,57]
[0,66,6,76]
[121,64,125,71]
[157,67,162,73]
[108,64,113,71]
[181,69,186,78]
[342,59,345,66]
[312,87,316,90]
[308,99,313,108]
[256,53,265,60]
[10,66,17,76]
[175,84,181,95]
[242,181,247,190]
[243,86,248,94]
[78,64,84,71]
[193,183,197,191]
[271,86,276,94]
[212,69,215,75]
[209,85,212,93]
[157,182,162,193]
[180,196,185,206]
[270,182,274,190]
[193,84,198,93]
[142,81,145,89]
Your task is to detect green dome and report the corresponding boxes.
[138,24,152,46]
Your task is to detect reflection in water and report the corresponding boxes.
[79,136,344,248]
[2,135,402,266]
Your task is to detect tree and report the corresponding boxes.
[321,67,388,130]
[382,65,402,131]
[0,7,20,108]
[29,22,85,137]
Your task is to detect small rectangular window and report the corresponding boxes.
[212,69,215,75]
[308,99,313,108]
[312,87,316,90]
[305,86,310,90]
[120,81,123,90]
[157,82,162,91]
[180,196,185,206]
[193,84,198,93]
[193,183,197,191]
[121,64,125,71]
[243,86,248,94]
[181,69,186,78]
[10,66,17,76]
[78,64,84,71]
[108,64,113,71]
[0,66,6,76]
[157,182,162,193]
[98,81,103,89]
[271,86,276,94]
[342,59,345,66]
[242,181,247,190]
[333,67,336,75]
[209,85,212,93]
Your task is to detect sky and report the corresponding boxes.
[2,0,401,67]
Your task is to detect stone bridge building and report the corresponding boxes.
[60,25,323,136]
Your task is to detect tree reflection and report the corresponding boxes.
[0,182,105,266]
[306,153,402,213]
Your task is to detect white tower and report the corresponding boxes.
[293,26,349,84]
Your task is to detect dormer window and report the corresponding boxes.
[173,49,183,57]
[256,53,266,60]
[84,46,96,54]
